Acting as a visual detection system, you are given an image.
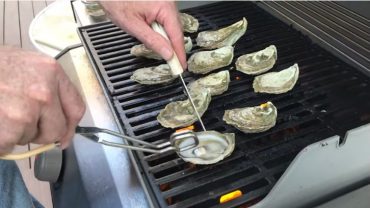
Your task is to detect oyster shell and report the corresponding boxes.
[177,131,235,165]
[188,70,230,96]
[188,46,234,74]
[253,63,299,94]
[130,64,176,85]
[130,36,193,60]
[196,17,247,49]
[157,88,211,128]
[180,13,199,33]
[223,102,277,133]
[236,45,277,75]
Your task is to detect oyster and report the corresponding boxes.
[188,46,234,74]
[180,13,199,33]
[157,88,211,128]
[188,70,230,96]
[196,17,247,49]
[130,36,193,60]
[253,63,299,94]
[236,45,277,75]
[177,131,235,165]
[130,64,176,85]
[184,36,193,53]
[223,102,277,133]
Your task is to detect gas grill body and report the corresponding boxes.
[50,2,370,208]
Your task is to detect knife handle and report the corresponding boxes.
[151,22,183,76]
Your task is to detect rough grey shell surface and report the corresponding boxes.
[196,17,247,49]
[188,46,234,74]
[223,102,277,133]
[130,36,193,60]
[130,64,176,85]
[180,13,199,33]
[253,63,299,94]
[177,131,235,165]
[157,88,211,128]
[236,45,277,75]
[188,70,230,96]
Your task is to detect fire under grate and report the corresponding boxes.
[78,2,370,208]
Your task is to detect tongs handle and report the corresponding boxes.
[0,143,59,160]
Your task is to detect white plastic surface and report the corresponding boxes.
[29,1,80,57]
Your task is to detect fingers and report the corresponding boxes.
[157,6,187,69]
[32,86,68,146]
[0,117,22,154]
[57,66,85,149]
[121,16,174,61]
[100,1,187,68]
[0,88,40,153]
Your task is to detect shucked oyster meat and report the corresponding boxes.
[130,36,193,60]
[253,63,299,94]
[180,13,199,33]
[130,64,176,85]
[223,102,277,133]
[236,45,277,75]
[188,70,230,96]
[183,36,193,53]
[177,131,235,165]
[188,46,234,74]
[196,17,247,49]
[157,88,211,128]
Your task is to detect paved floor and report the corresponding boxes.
[1,1,55,207]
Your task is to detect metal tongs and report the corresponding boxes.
[0,126,200,160]
[76,126,199,154]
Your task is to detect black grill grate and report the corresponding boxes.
[78,2,370,207]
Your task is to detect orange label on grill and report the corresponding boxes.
[219,190,242,204]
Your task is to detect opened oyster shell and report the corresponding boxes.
[130,36,193,60]
[236,45,277,75]
[196,17,247,49]
[130,64,176,85]
[157,88,211,128]
[223,102,277,133]
[177,131,235,165]
[188,70,230,96]
[188,46,234,74]
[180,13,199,33]
[253,63,299,94]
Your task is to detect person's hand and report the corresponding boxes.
[100,1,187,69]
[0,47,85,154]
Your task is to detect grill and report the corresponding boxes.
[77,2,370,207]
